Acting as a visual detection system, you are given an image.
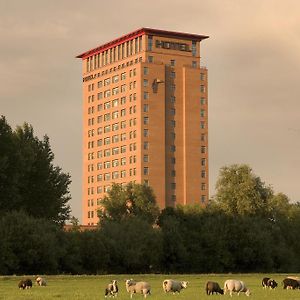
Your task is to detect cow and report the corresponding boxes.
[125,279,151,298]
[206,281,224,295]
[262,277,277,289]
[36,277,47,286]
[18,279,32,289]
[283,278,300,289]
[163,279,188,294]
[105,280,118,298]
[224,279,251,296]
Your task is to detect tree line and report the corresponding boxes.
[1,116,300,275]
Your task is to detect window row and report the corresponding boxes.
[86,36,143,72]
[85,57,143,89]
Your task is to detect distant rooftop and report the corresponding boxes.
[76,27,209,59]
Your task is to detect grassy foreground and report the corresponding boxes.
[0,274,300,299]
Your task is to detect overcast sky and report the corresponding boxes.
[1,0,300,221]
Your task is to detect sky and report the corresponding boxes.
[1,0,300,221]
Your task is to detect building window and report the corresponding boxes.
[200,122,205,129]
[201,134,206,141]
[121,121,126,128]
[170,71,176,79]
[121,72,126,80]
[200,73,205,81]
[143,104,149,112]
[200,97,206,105]
[144,129,149,137]
[104,101,111,109]
[144,167,149,175]
[201,183,206,190]
[112,75,119,83]
[170,145,176,152]
[170,59,176,66]
[120,145,126,153]
[143,117,149,125]
[121,85,126,92]
[200,110,205,117]
[112,87,119,95]
[104,78,111,86]
[121,109,126,116]
[171,120,176,127]
[171,183,176,189]
[148,36,153,51]
[200,85,206,93]
[121,157,126,165]
[143,92,149,100]
[111,147,119,155]
[144,142,149,150]
[104,90,111,98]
[121,133,126,141]
[201,158,206,166]
[201,146,206,153]
[201,195,206,203]
[121,170,126,178]
[201,170,206,178]
[143,79,148,87]
[112,171,119,179]
[121,96,126,104]
[148,56,153,63]
[97,92,103,100]
[144,155,149,162]
[112,99,119,107]
[192,61,197,68]
[144,67,149,75]
[192,40,197,56]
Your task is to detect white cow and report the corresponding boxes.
[125,279,151,298]
[224,279,251,296]
[162,279,188,294]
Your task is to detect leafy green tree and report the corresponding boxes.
[0,116,71,224]
[214,164,273,216]
[99,182,159,224]
[0,211,62,274]
[100,217,162,273]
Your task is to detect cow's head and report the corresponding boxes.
[181,281,188,289]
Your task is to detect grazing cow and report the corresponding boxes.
[262,277,277,289]
[36,277,47,286]
[206,281,224,295]
[105,280,118,298]
[125,279,151,298]
[283,278,300,289]
[224,279,251,296]
[163,279,188,294]
[18,279,32,289]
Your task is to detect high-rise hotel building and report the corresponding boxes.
[77,28,209,225]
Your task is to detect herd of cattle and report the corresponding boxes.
[17,275,300,297]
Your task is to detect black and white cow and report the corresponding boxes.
[18,279,32,289]
[105,280,118,297]
[262,277,278,289]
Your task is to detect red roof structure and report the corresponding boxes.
[76,27,209,59]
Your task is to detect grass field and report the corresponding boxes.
[1,274,300,299]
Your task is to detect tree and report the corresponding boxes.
[0,116,71,224]
[213,164,273,216]
[0,211,62,274]
[99,182,160,224]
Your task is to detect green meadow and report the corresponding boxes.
[0,274,300,300]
